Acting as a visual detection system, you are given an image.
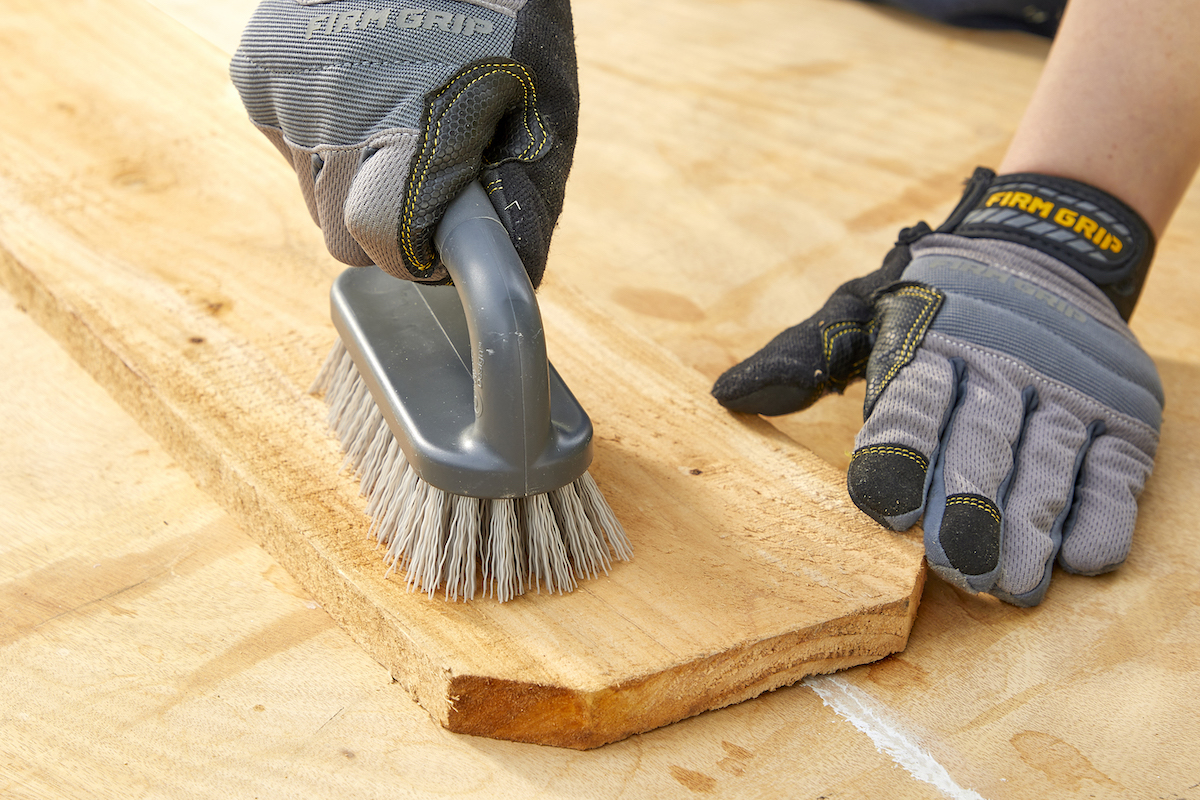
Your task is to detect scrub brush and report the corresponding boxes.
[311,181,631,602]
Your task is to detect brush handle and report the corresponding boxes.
[433,181,553,475]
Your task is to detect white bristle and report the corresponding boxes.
[576,471,633,561]
[550,483,609,580]
[442,496,482,601]
[364,438,405,520]
[357,416,395,496]
[384,470,429,574]
[342,400,383,474]
[309,342,343,394]
[334,380,372,445]
[407,488,450,594]
[313,340,631,601]
[486,499,523,602]
[522,494,575,595]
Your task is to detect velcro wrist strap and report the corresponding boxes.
[939,167,1155,320]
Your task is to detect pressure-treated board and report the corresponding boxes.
[0,0,924,748]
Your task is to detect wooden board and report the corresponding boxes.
[0,0,924,749]
[0,287,946,799]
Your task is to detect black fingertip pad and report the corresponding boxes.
[847,444,929,529]
[712,383,816,416]
[939,494,1002,576]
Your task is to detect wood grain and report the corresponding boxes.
[0,283,945,798]
[5,0,1200,796]
[0,0,924,749]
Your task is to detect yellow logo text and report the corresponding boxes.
[985,191,1123,254]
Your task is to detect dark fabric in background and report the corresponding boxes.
[867,0,1067,37]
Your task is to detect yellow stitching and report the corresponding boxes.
[822,321,865,363]
[403,65,529,268]
[851,445,928,469]
[877,286,941,389]
[401,62,546,271]
[945,495,1002,525]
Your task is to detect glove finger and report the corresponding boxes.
[1058,432,1156,576]
[989,399,1097,606]
[344,133,422,279]
[480,162,564,290]
[711,234,929,415]
[312,147,374,267]
[921,341,1035,594]
[848,348,961,530]
[396,61,552,280]
[712,313,875,416]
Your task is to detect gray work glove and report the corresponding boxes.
[713,168,1162,606]
[230,0,578,286]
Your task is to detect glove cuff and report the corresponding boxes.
[937,167,1155,320]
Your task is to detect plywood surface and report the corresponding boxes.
[4,0,1200,796]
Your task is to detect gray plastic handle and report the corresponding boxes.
[329,181,592,497]
[433,181,553,466]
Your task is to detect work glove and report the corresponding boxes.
[230,0,578,286]
[713,168,1162,606]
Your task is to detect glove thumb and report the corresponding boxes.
[711,224,929,415]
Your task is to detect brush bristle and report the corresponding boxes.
[312,339,632,602]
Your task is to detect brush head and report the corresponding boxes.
[316,182,629,600]
[313,339,632,601]
[329,265,594,498]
